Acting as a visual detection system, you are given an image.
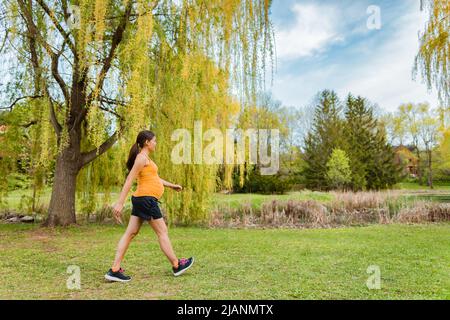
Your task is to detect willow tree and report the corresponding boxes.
[1,0,273,226]
[415,0,450,106]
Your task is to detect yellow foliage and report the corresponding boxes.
[415,0,450,106]
[439,128,450,167]
[94,0,108,42]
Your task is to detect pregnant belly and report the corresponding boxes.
[134,178,165,199]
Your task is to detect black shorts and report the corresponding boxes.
[131,196,163,221]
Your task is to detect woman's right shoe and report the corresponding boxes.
[104,268,132,282]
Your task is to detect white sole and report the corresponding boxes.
[104,274,132,283]
[173,257,195,277]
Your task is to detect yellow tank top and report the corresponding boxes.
[132,158,165,199]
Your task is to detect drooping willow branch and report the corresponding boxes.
[35,0,76,55]
[71,0,139,133]
[17,0,63,136]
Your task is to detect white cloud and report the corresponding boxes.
[334,9,439,111]
[271,1,439,112]
[275,3,345,60]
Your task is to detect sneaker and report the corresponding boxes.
[172,257,195,277]
[104,267,132,282]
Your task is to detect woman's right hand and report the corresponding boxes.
[112,202,124,224]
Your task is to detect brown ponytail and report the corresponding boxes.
[126,130,155,172]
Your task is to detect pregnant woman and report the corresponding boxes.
[105,130,194,282]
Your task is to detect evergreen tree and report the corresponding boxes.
[365,124,401,189]
[343,95,400,190]
[343,95,377,190]
[303,90,344,190]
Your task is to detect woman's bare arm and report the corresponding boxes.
[160,177,177,188]
[116,155,146,205]
[160,177,183,191]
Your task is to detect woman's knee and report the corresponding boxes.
[155,224,168,238]
[126,229,139,239]
[125,216,142,239]
[149,218,167,235]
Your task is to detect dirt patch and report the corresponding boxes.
[143,292,174,300]
[28,228,56,241]
[26,229,60,252]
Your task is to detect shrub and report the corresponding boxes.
[7,172,31,190]
[326,148,352,190]
[232,166,291,194]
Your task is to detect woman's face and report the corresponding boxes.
[147,136,157,152]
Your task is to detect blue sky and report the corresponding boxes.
[268,0,439,112]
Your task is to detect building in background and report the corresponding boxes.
[394,145,419,177]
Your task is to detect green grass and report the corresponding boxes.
[0,223,448,299]
[1,186,122,213]
[403,194,450,203]
[210,191,333,209]
[395,182,450,203]
[394,182,450,191]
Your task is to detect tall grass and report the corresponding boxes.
[209,191,450,228]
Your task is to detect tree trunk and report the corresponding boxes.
[427,149,433,189]
[415,146,423,185]
[44,127,82,227]
[31,175,37,213]
[44,150,80,226]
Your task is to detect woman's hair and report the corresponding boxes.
[126,130,155,171]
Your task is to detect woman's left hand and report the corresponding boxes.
[172,184,183,192]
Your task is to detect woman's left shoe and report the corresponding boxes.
[104,268,132,282]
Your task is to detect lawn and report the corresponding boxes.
[394,182,450,191]
[1,186,119,213]
[0,223,448,299]
[394,182,450,203]
[209,190,333,209]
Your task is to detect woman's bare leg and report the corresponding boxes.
[111,216,143,271]
[149,218,178,267]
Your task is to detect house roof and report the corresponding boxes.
[394,145,418,160]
